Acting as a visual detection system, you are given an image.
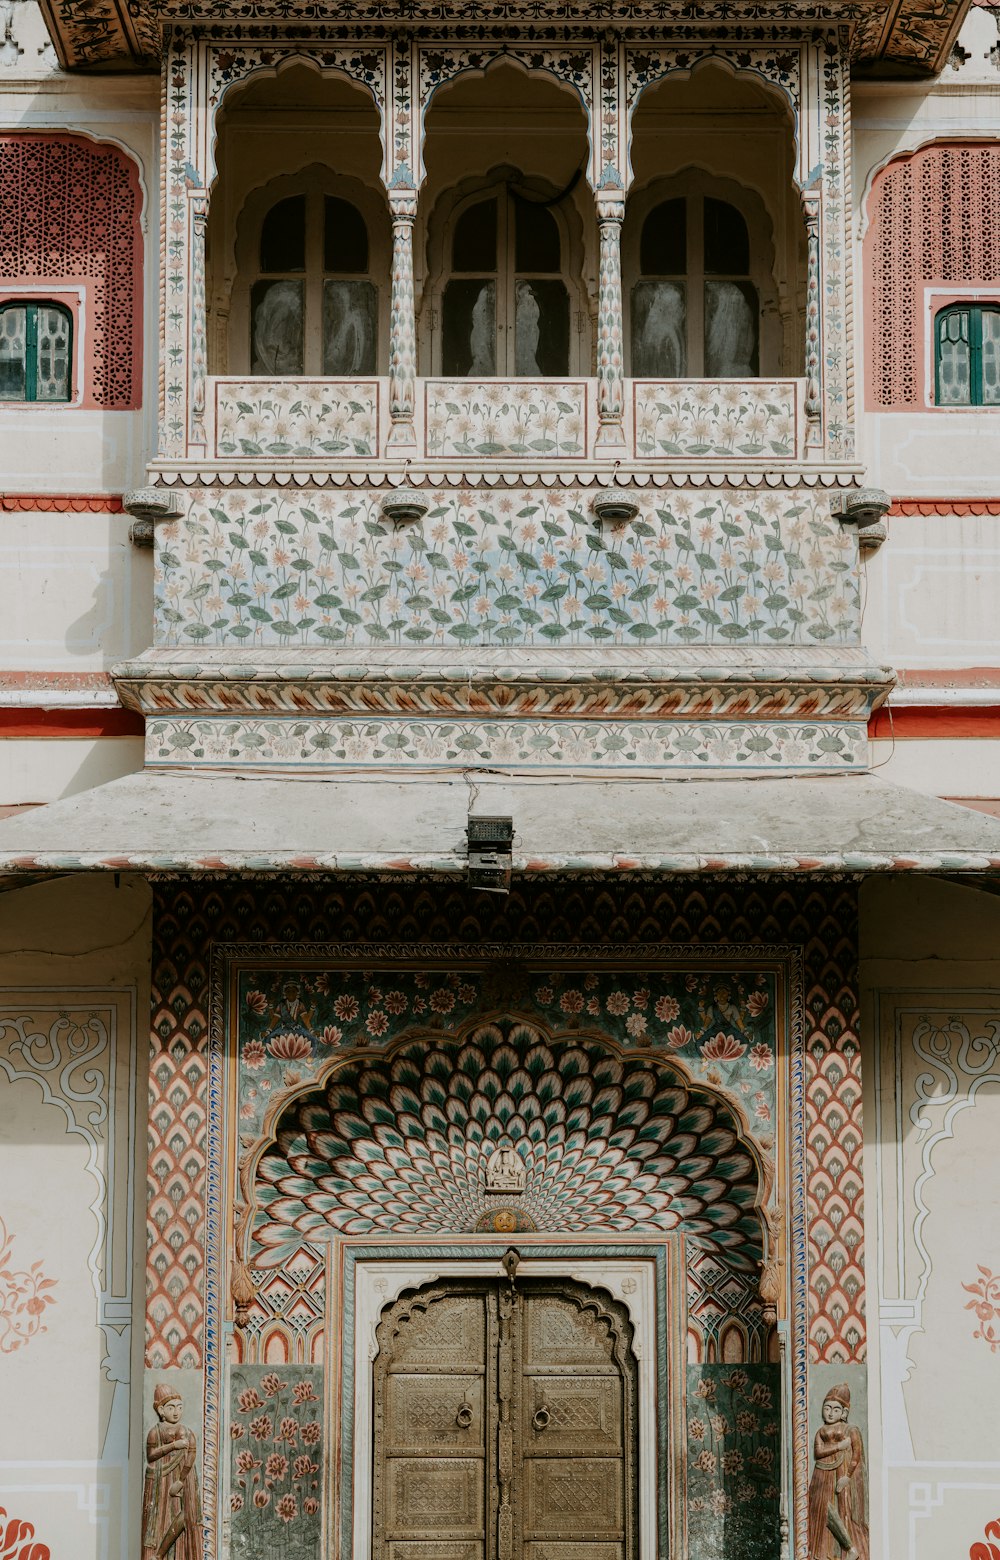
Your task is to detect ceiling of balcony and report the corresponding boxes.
[37,0,972,80]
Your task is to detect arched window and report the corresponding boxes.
[250,191,377,376]
[935,303,1000,406]
[0,301,73,402]
[631,194,759,378]
[440,188,571,377]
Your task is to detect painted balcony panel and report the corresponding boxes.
[153,486,860,651]
[204,375,808,464]
[213,379,382,460]
[424,379,589,460]
[631,380,801,462]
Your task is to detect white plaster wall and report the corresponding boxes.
[852,37,1000,498]
[0,738,145,806]
[861,513,1000,670]
[0,511,152,670]
[0,874,151,1560]
[868,739,1000,798]
[860,876,1000,1560]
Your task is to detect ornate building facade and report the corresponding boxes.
[2,0,1000,1556]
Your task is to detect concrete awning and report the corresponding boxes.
[0,770,999,875]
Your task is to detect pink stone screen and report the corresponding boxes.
[866,142,1000,410]
[0,135,143,408]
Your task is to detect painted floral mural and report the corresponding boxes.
[424,381,587,458]
[686,1364,782,1560]
[154,487,859,649]
[214,383,378,460]
[230,1365,323,1560]
[0,1217,57,1355]
[963,1266,1000,1352]
[632,382,798,460]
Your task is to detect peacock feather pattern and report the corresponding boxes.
[253,1020,763,1267]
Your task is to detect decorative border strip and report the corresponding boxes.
[144,714,868,771]
[889,499,1000,516]
[0,494,124,512]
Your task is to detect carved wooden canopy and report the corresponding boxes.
[37,0,972,78]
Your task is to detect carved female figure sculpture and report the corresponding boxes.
[142,1384,201,1560]
[808,1383,869,1560]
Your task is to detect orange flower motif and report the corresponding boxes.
[700,1033,747,1062]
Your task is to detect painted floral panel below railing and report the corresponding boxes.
[632,380,800,461]
[424,379,589,459]
[153,485,860,649]
[213,379,380,459]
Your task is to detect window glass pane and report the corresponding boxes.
[980,310,1000,405]
[442,279,496,376]
[704,198,750,275]
[515,279,569,376]
[323,280,377,374]
[35,305,71,401]
[324,197,369,274]
[514,200,560,273]
[705,280,759,376]
[452,199,498,273]
[260,195,306,273]
[631,281,686,377]
[0,306,27,400]
[251,279,304,374]
[937,310,971,405]
[640,199,686,276]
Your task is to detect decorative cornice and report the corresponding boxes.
[146,464,865,491]
[889,498,1000,515]
[0,494,124,513]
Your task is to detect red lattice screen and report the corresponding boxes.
[866,142,1000,411]
[0,135,142,408]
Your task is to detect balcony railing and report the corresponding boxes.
[206,375,805,466]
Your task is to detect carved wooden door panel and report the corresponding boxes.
[372,1278,637,1560]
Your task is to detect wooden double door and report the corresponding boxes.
[372,1275,638,1560]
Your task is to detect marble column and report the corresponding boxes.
[387,188,418,452]
[802,190,822,448]
[188,192,209,453]
[596,188,626,449]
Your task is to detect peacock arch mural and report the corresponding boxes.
[224,968,786,1560]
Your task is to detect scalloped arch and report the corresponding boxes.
[251,1016,765,1268]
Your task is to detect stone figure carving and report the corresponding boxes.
[485,1143,527,1193]
[807,1383,869,1560]
[142,1383,202,1560]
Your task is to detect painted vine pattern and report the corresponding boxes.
[156,489,858,648]
[0,1217,57,1355]
[963,1266,1000,1352]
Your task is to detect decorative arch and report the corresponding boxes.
[245,1016,767,1271]
[623,49,802,191]
[205,48,391,192]
[0,133,143,408]
[416,45,598,189]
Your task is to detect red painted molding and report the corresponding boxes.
[888,498,1000,516]
[869,706,1000,738]
[1,494,124,512]
[0,708,143,737]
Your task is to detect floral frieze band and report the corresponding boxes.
[145,714,867,771]
[424,380,588,459]
[154,485,859,649]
